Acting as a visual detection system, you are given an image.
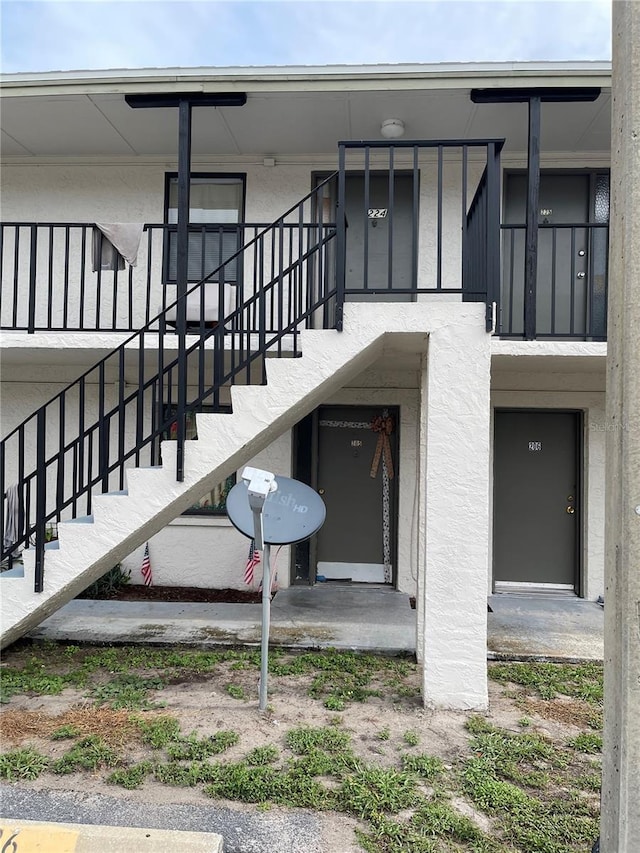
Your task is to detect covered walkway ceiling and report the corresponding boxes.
[1,62,611,159]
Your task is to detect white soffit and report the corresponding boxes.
[1,95,137,156]
[0,63,612,159]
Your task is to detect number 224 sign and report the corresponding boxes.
[367,208,388,218]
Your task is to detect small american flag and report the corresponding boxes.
[244,539,261,586]
[141,542,153,587]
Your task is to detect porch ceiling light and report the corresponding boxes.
[380,119,405,139]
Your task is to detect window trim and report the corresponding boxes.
[162,172,247,285]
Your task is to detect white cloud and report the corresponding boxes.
[0,0,612,74]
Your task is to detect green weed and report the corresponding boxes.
[50,724,80,740]
[90,673,165,710]
[107,761,154,789]
[245,745,279,766]
[568,732,602,754]
[401,753,444,781]
[166,731,239,761]
[226,684,246,700]
[134,714,181,748]
[51,736,120,774]
[0,747,49,781]
[338,767,419,817]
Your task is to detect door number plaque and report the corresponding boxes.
[528,441,542,451]
[367,208,388,218]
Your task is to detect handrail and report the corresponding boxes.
[0,173,339,587]
[500,221,609,339]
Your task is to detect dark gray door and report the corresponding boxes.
[315,406,398,584]
[344,173,415,301]
[503,173,590,336]
[494,411,579,588]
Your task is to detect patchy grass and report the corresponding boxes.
[51,736,120,774]
[0,643,603,853]
[0,747,49,781]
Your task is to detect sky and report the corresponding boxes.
[0,0,612,75]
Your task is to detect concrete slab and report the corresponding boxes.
[22,586,604,663]
[488,593,604,661]
[26,585,417,655]
[0,819,223,852]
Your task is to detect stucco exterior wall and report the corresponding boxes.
[1,156,485,332]
[120,431,293,590]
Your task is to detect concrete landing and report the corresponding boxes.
[26,585,417,655]
[22,587,604,662]
[0,819,223,852]
[488,593,604,661]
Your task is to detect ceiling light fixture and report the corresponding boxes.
[380,118,405,139]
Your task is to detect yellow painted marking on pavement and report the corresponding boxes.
[0,825,79,853]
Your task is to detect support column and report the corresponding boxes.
[601,2,640,849]
[524,96,541,341]
[421,322,492,708]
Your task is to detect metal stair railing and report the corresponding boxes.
[0,176,339,591]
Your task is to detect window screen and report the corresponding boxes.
[165,176,244,283]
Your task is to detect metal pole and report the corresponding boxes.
[259,543,271,711]
[524,96,541,340]
[176,98,192,482]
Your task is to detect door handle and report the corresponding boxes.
[566,506,575,514]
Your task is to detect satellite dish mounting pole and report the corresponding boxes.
[259,543,272,711]
[227,470,327,714]
[243,467,278,711]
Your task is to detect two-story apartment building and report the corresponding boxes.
[0,61,610,708]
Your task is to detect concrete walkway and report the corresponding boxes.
[24,585,604,662]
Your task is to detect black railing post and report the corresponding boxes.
[486,142,502,332]
[27,225,38,333]
[335,143,346,331]
[34,409,46,592]
[524,96,541,340]
[176,98,192,482]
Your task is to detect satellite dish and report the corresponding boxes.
[226,476,326,545]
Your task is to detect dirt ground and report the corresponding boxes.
[81,584,263,604]
[0,643,601,852]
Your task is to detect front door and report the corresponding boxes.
[315,406,398,584]
[502,173,599,337]
[343,173,415,300]
[493,411,579,591]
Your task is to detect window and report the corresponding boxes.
[164,174,245,283]
[165,408,236,516]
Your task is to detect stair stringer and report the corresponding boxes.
[1,322,389,649]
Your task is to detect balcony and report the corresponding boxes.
[0,140,607,342]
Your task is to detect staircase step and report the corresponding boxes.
[61,515,94,524]
[26,540,60,551]
[1,564,25,578]
[1,310,392,649]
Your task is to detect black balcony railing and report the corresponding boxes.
[335,138,503,331]
[1,139,504,336]
[501,222,609,339]
[0,178,338,587]
[0,222,334,334]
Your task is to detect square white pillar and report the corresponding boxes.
[420,322,492,708]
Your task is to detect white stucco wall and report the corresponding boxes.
[1,155,486,333]
[420,320,492,709]
[120,431,293,590]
